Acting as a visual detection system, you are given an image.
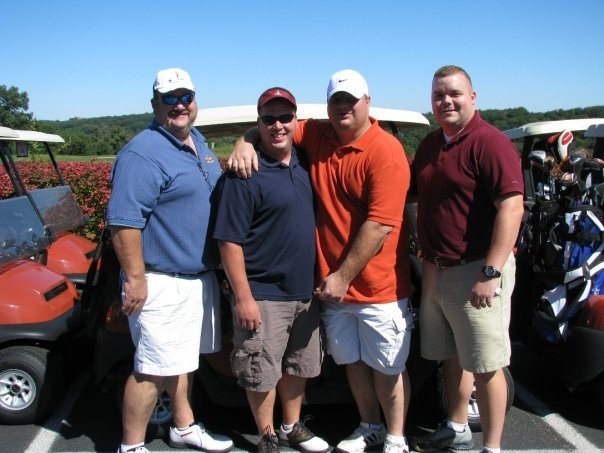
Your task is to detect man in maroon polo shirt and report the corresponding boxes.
[408,65,524,453]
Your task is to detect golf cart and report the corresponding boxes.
[0,129,97,291]
[92,105,514,434]
[0,127,83,424]
[503,118,604,408]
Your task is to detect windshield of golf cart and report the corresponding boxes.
[0,129,87,237]
[0,196,50,265]
[194,103,430,139]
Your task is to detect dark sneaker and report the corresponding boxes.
[336,423,386,453]
[258,433,281,453]
[278,420,330,453]
[408,421,473,452]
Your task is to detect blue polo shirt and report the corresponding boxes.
[213,149,315,300]
[107,119,222,274]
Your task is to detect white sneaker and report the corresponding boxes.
[278,420,330,453]
[169,422,234,452]
[336,423,386,453]
[117,446,149,453]
[382,434,409,453]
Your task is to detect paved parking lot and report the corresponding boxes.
[2,343,602,452]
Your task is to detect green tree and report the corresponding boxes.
[0,85,33,129]
[61,130,90,155]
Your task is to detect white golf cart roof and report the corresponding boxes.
[0,128,64,143]
[503,118,604,140]
[0,126,19,138]
[585,123,604,138]
[195,103,430,138]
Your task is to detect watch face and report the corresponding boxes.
[483,266,499,278]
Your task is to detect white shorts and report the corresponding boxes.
[321,299,414,375]
[126,271,221,376]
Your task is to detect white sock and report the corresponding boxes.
[482,448,500,453]
[447,420,469,432]
[281,422,295,433]
[385,434,407,445]
[175,422,195,431]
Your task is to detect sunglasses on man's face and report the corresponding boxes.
[328,94,360,106]
[258,113,295,126]
[161,93,195,106]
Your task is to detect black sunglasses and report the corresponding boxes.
[328,93,360,105]
[258,113,295,126]
[161,93,195,106]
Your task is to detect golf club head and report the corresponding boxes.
[591,158,604,167]
[544,155,556,171]
[560,172,577,186]
[547,129,574,163]
[569,150,588,165]
[529,150,547,168]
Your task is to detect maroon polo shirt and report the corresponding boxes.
[410,112,523,261]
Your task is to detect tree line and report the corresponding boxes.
[2,84,603,157]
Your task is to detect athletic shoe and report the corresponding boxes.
[117,446,149,453]
[278,420,330,453]
[382,434,409,453]
[335,423,387,453]
[169,422,234,452]
[408,421,473,452]
[258,432,281,453]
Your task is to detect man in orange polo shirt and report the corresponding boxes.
[228,70,414,453]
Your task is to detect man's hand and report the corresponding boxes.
[470,278,500,310]
[315,271,350,303]
[234,297,262,331]
[121,276,148,315]
[226,133,260,178]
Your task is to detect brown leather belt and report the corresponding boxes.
[422,255,484,269]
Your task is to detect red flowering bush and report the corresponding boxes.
[0,158,230,242]
[0,161,112,241]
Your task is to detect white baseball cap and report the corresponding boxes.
[153,68,195,93]
[327,69,369,101]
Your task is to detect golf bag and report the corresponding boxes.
[530,201,604,343]
[519,129,604,343]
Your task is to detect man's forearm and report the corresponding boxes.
[336,220,393,284]
[218,241,253,301]
[109,226,145,280]
[486,193,524,269]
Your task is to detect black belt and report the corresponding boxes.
[422,255,484,269]
[146,267,213,278]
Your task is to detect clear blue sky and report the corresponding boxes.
[2,0,603,121]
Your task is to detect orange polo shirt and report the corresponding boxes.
[295,117,411,303]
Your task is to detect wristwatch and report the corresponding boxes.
[482,265,501,279]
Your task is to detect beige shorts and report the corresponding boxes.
[419,255,515,373]
[126,271,221,376]
[230,298,323,393]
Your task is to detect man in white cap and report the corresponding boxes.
[227,70,414,453]
[107,68,234,453]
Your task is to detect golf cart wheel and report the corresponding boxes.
[0,346,63,424]
[437,364,515,432]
